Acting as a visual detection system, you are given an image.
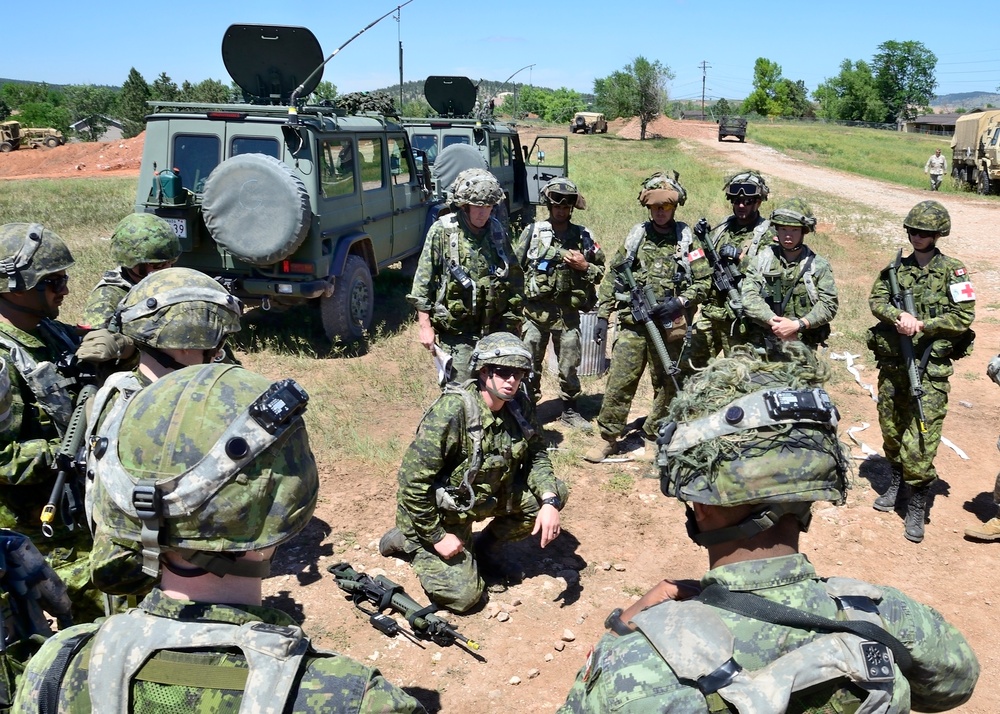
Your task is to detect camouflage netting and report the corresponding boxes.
[336,91,398,116]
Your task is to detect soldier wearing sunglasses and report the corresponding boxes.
[686,171,775,370]
[378,332,567,613]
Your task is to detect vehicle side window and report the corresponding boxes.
[991,128,1000,147]
[387,137,412,185]
[442,135,470,149]
[411,134,438,164]
[231,137,280,158]
[172,134,220,194]
[501,136,513,165]
[320,138,356,198]
[358,138,385,191]
[490,138,502,167]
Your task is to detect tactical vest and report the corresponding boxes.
[0,321,80,433]
[752,245,821,311]
[523,221,598,309]
[94,268,132,292]
[708,217,772,266]
[614,222,697,316]
[432,214,515,334]
[631,578,901,714]
[430,380,534,515]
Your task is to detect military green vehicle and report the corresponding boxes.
[718,115,747,143]
[402,76,569,226]
[133,24,433,343]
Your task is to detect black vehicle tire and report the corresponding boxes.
[202,153,311,266]
[977,169,991,196]
[601,125,607,133]
[320,254,373,342]
[739,136,746,143]
[45,137,59,148]
[0,142,12,153]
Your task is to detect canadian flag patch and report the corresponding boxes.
[687,248,705,262]
[954,267,967,277]
[949,281,976,302]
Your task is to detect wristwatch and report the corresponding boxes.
[604,607,633,636]
[796,319,806,333]
[541,495,562,510]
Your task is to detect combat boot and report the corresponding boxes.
[560,399,593,432]
[964,517,1000,542]
[583,436,616,463]
[873,468,903,512]
[378,527,407,558]
[904,487,930,543]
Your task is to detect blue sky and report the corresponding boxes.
[3,0,997,102]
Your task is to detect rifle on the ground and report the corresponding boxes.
[41,384,97,537]
[886,248,927,433]
[329,562,482,656]
[612,259,680,391]
[695,218,744,318]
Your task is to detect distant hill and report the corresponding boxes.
[931,91,1000,110]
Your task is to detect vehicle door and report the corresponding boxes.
[388,133,428,259]
[524,136,569,204]
[356,135,394,265]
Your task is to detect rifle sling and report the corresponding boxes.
[408,604,437,631]
[696,583,913,674]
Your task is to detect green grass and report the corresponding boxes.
[748,122,957,193]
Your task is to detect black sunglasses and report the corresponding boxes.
[725,183,762,199]
[35,275,69,292]
[906,228,937,239]
[491,366,527,381]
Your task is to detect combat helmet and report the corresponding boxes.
[541,177,587,210]
[724,170,769,200]
[469,332,532,375]
[110,213,182,269]
[638,171,687,207]
[0,223,74,293]
[90,362,318,578]
[657,345,848,545]
[118,267,242,350]
[447,168,503,207]
[903,200,951,237]
[770,198,817,234]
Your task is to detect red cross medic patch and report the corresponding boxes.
[949,281,976,302]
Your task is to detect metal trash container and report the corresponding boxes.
[546,310,608,376]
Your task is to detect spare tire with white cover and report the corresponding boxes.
[201,153,311,266]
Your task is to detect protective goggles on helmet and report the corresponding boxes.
[725,182,763,199]
[546,192,578,206]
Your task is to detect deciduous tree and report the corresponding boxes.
[872,40,937,122]
[64,84,116,141]
[813,59,886,122]
[594,56,672,139]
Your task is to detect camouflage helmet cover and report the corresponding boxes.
[638,171,687,207]
[119,267,242,350]
[447,168,503,207]
[0,223,74,293]
[92,363,318,566]
[903,200,951,237]
[541,177,587,210]
[469,331,532,375]
[770,198,817,234]
[724,170,770,200]
[657,347,848,508]
[111,213,182,269]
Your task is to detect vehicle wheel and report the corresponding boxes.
[44,137,59,148]
[739,136,746,143]
[202,153,311,266]
[0,142,11,153]
[320,254,373,342]
[601,126,607,133]
[977,169,991,195]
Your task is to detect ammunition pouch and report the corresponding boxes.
[865,323,902,360]
[662,312,687,344]
[934,330,975,361]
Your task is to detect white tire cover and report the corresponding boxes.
[201,153,311,266]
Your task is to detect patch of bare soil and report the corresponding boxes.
[0,134,143,181]
[6,124,999,712]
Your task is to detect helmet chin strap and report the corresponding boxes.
[0,293,50,320]
[481,370,516,402]
[688,502,813,547]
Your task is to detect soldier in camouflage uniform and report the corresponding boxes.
[966,356,1000,541]
[583,172,712,463]
[514,178,605,428]
[15,363,425,713]
[868,201,975,543]
[686,171,775,370]
[0,223,106,624]
[78,213,180,332]
[378,333,567,613]
[85,267,243,599]
[561,345,979,713]
[407,169,524,383]
[742,198,839,353]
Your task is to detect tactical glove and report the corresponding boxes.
[651,297,685,323]
[594,317,608,345]
[988,355,1000,386]
[76,329,136,363]
[719,244,741,261]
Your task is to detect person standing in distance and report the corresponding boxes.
[925,148,947,192]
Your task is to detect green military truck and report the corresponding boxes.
[402,76,568,227]
[718,116,747,143]
[133,24,433,343]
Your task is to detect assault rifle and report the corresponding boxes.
[694,218,743,317]
[612,259,680,391]
[886,248,927,433]
[41,384,97,537]
[329,562,483,658]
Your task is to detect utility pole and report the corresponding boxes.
[699,61,711,118]
[395,7,404,111]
